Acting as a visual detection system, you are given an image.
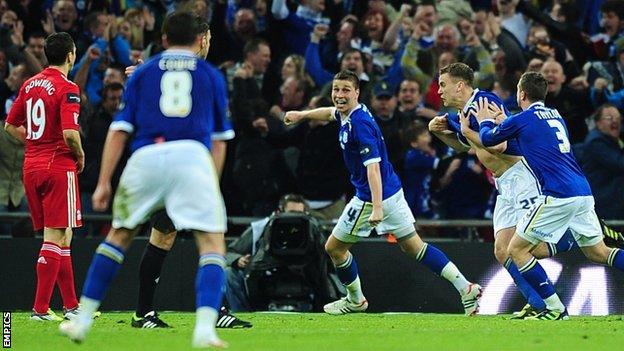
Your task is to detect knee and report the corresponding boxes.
[150,231,176,250]
[494,242,508,264]
[106,229,134,249]
[325,240,347,262]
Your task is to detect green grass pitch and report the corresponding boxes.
[9,312,624,350]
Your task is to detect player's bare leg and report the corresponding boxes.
[192,231,228,349]
[323,234,368,314]
[31,227,67,321]
[398,231,482,316]
[60,227,138,342]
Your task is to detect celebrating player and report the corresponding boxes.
[284,70,482,316]
[473,71,624,320]
[5,32,86,321]
[59,12,233,348]
[430,62,622,318]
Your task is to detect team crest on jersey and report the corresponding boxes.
[360,146,371,156]
[339,130,348,149]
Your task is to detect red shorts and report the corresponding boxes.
[23,170,82,230]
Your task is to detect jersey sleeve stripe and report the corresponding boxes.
[211,130,235,141]
[362,157,381,166]
[109,121,135,134]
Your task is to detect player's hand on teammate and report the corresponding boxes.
[92,182,113,212]
[488,102,507,124]
[459,111,472,134]
[284,111,305,125]
[125,59,144,77]
[428,114,450,133]
[369,205,383,227]
[474,97,492,122]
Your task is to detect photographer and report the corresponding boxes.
[225,193,329,312]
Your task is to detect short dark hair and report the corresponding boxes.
[402,120,429,146]
[278,194,309,212]
[518,71,548,102]
[601,0,624,19]
[27,31,46,41]
[101,82,124,99]
[44,32,75,66]
[243,38,269,58]
[333,69,360,90]
[84,12,103,32]
[340,47,367,70]
[162,11,207,46]
[440,62,474,87]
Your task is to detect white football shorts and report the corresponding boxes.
[332,189,416,243]
[112,140,227,233]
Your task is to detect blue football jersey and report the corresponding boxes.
[336,104,402,202]
[447,89,522,156]
[111,49,234,153]
[479,102,592,198]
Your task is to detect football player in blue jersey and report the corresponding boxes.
[284,70,483,316]
[430,63,623,319]
[430,63,574,318]
[472,71,624,320]
[60,12,232,347]
[122,20,250,332]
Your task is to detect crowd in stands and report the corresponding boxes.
[1,0,624,238]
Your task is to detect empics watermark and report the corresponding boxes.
[2,311,10,349]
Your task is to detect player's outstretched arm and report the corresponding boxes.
[63,129,85,173]
[284,107,335,125]
[428,115,470,152]
[366,162,383,228]
[459,111,507,154]
[4,123,26,144]
[92,130,130,211]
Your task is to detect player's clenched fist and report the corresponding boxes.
[92,182,113,212]
[284,111,305,125]
[428,114,449,133]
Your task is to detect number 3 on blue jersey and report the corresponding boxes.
[546,119,570,153]
[160,71,192,118]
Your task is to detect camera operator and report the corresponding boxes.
[225,194,310,311]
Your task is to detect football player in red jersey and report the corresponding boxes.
[5,32,86,321]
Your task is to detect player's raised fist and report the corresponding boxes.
[284,111,305,125]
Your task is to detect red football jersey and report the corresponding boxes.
[6,67,81,172]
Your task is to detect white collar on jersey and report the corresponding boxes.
[162,49,196,57]
[340,103,362,125]
[462,88,480,114]
[528,101,545,109]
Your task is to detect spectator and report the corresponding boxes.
[579,104,624,219]
[77,82,125,235]
[370,81,409,172]
[269,75,312,120]
[271,0,330,56]
[402,121,438,219]
[50,0,79,41]
[497,0,530,49]
[541,59,592,143]
[26,31,47,67]
[598,0,624,60]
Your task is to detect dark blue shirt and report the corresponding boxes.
[403,148,438,218]
[479,102,592,198]
[336,104,402,201]
[111,50,234,153]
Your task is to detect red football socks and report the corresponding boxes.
[56,247,79,310]
[33,242,61,314]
